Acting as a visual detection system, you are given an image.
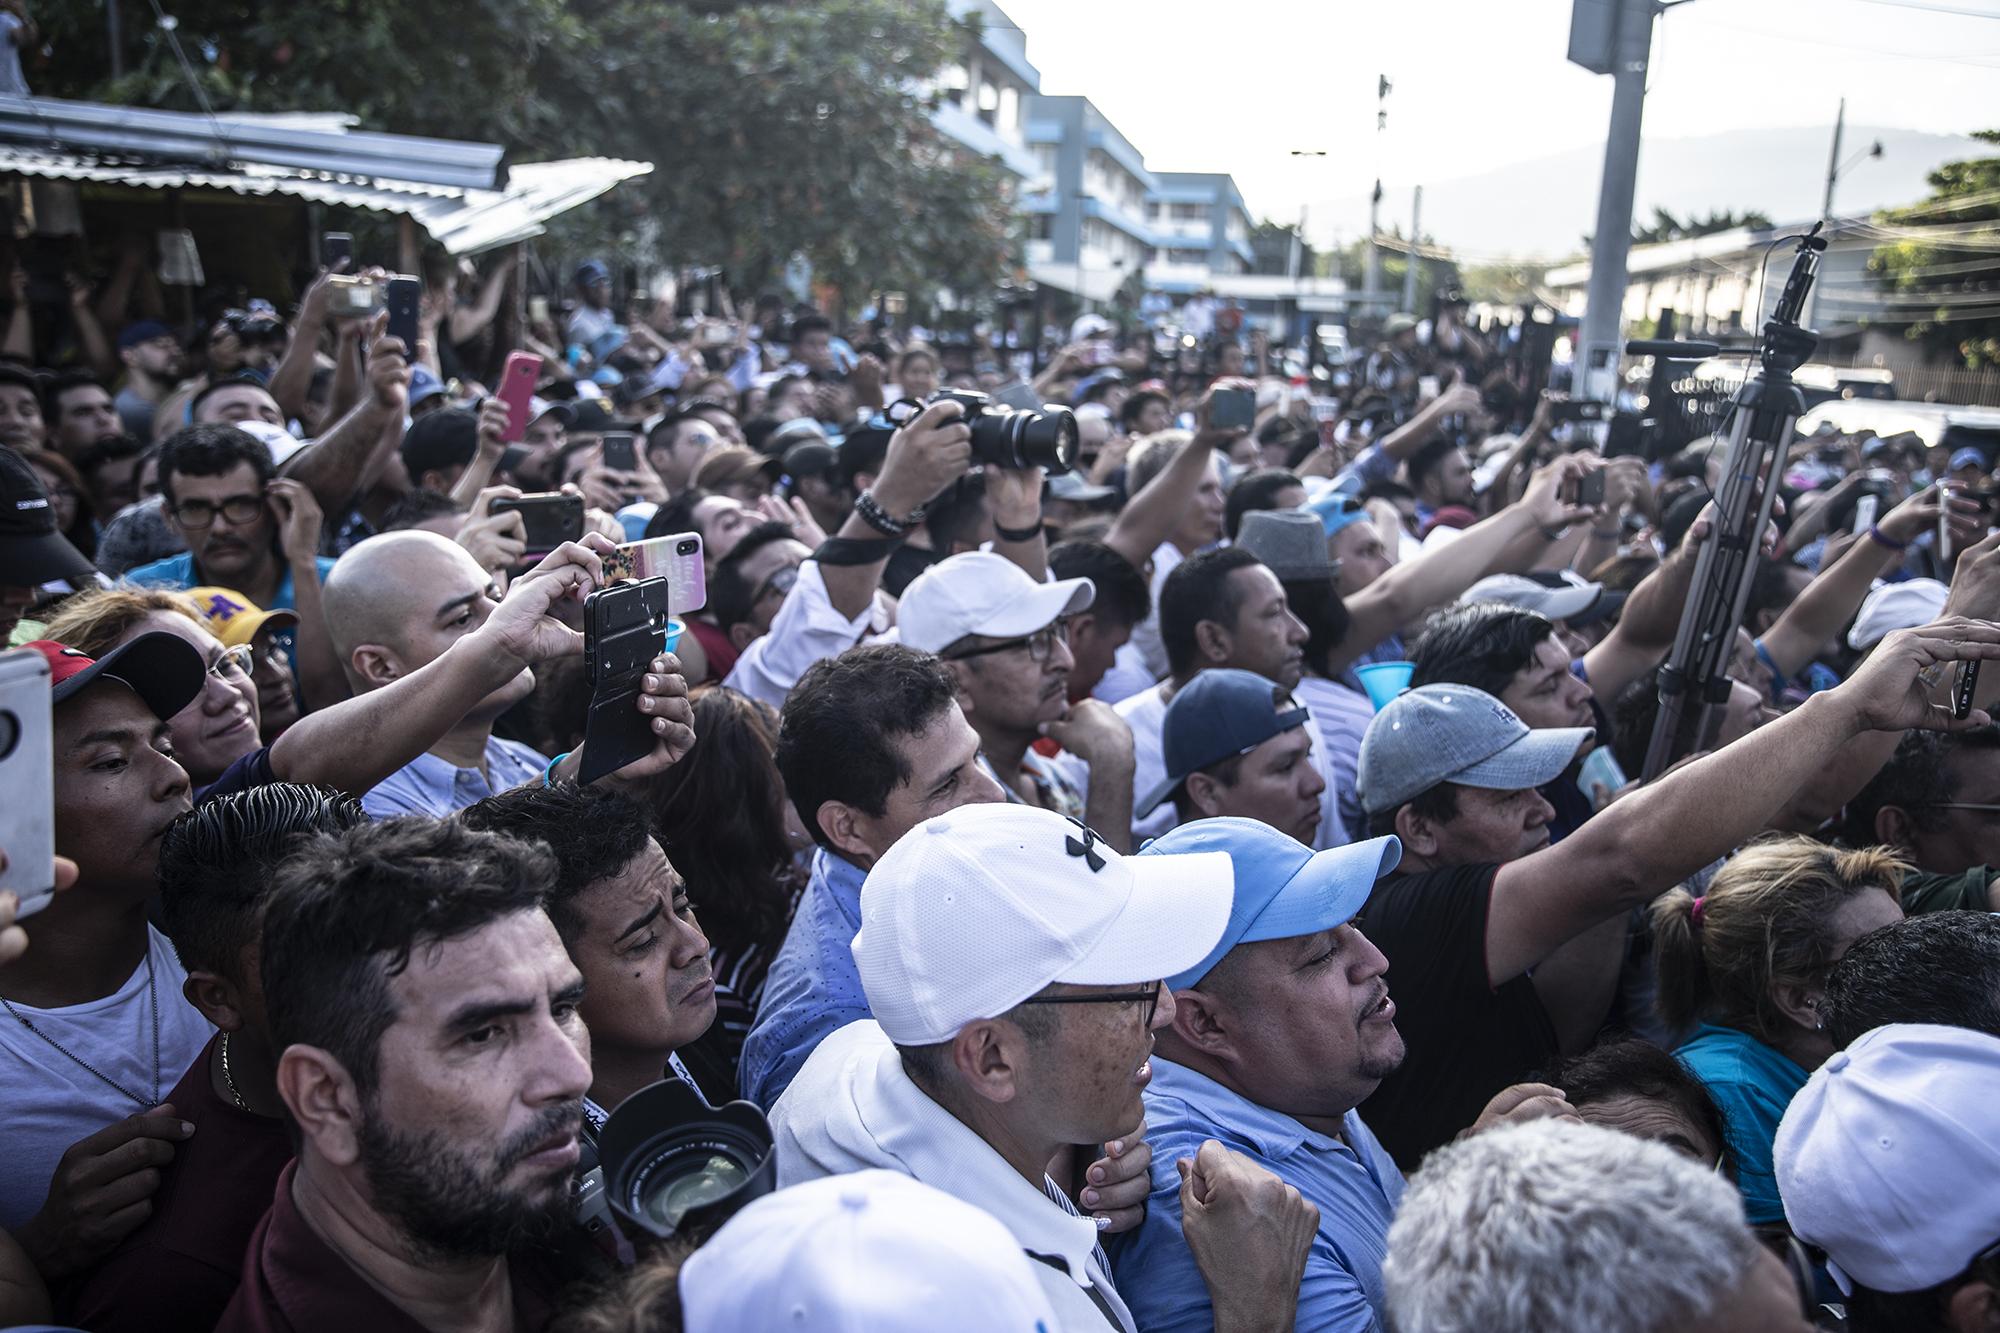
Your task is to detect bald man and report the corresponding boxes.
[322,530,554,817]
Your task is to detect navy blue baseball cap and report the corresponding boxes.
[1136,668,1310,818]
[1140,817,1401,991]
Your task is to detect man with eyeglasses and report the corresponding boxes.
[1114,818,1406,1333]
[1843,726,2000,914]
[125,425,334,617]
[900,550,1138,847]
[773,803,1319,1333]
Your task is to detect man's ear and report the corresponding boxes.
[182,971,247,1033]
[1940,1276,2000,1333]
[275,1044,365,1166]
[727,621,758,653]
[950,1019,1024,1106]
[816,800,875,867]
[1770,977,1823,1035]
[1194,617,1233,667]
[1184,770,1226,818]
[941,658,976,712]
[1393,803,1440,860]
[1874,804,1916,851]
[350,644,402,689]
[1167,985,1230,1057]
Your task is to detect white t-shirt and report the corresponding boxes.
[0,926,214,1230]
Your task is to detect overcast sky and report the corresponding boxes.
[994,0,2000,248]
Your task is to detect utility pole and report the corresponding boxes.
[1400,185,1423,314]
[107,0,124,79]
[1363,75,1389,317]
[1573,0,1661,405]
[1822,97,1846,221]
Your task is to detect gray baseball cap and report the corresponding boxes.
[1356,683,1594,816]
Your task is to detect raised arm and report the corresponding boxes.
[265,479,349,713]
[276,329,409,517]
[446,398,516,509]
[267,271,336,422]
[1762,486,1971,682]
[1490,617,2000,982]
[1578,511,1707,705]
[1106,381,1243,571]
[1332,455,1596,670]
[821,399,971,620]
[449,251,516,345]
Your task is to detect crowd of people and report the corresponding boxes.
[3,247,2000,1333]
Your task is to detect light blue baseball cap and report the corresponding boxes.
[1356,683,1593,816]
[1140,817,1401,991]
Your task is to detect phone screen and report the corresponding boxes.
[600,432,639,473]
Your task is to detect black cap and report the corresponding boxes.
[570,399,617,435]
[781,439,838,481]
[399,409,479,480]
[36,630,206,720]
[0,446,95,587]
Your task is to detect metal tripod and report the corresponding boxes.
[1640,225,1828,781]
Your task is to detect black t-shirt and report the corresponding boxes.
[1358,863,1561,1170]
[882,542,940,599]
[194,746,278,804]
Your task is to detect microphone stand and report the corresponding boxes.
[1640,224,1828,781]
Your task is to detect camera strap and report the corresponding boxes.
[814,534,906,566]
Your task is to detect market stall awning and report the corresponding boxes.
[0,96,653,254]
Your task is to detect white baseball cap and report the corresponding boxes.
[679,1170,1059,1332]
[234,418,309,468]
[896,551,1094,655]
[854,803,1233,1045]
[1774,1022,2000,1294]
[1847,578,1948,650]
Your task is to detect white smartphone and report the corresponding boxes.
[600,531,708,614]
[1853,493,1879,534]
[0,648,55,918]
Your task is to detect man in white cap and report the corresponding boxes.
[1115,818,1406,1333]
[900,551,1138,847]
[1457,569,1627,657]
[770,804,1312,1332]
[1774,1023,2000,1333]
[1353,618,2000,1169]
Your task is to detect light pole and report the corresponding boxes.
[1822,99,1884,222]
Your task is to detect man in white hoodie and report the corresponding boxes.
[769,804,1319,1333]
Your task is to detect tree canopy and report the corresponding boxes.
[37,0,1019,302]
[1869,129,2000,369]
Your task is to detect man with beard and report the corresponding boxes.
[460,783,723,1116]
[1115,819,1407,1333]
[221,816,591,1333]
[116,321,184,442]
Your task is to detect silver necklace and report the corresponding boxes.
[2,948,162,1109]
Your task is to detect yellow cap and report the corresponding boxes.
[185,586,299,648]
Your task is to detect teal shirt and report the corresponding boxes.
[123,552,337,612]
[1676,1022,1809,1225]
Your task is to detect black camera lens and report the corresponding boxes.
[596,1079,777,1242]
[970,403,1080,475]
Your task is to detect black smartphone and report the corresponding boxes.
[1577,470,1608,508]
[600,431,638,473]
[1210,387,1256,431]
[1955,660,1982,721]
[490,493,584,561]
[579,576,670,785]
[322,232,354,272]
[1552,400,1613,424]
[385,275,421,355]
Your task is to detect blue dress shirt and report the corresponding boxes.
[1111,1059,1404,1333]
[359,735,548,819]
[738,847,871,1109]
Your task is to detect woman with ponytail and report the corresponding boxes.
[1649,836,1906,1226]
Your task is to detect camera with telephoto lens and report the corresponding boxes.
[888,389,1080,475]
[592,1078,777,1245]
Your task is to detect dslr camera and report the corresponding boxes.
[575,1077,777,1258]
[889,389,1080,474]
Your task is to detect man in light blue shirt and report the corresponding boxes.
[739,643,1007,1108]
[1114,817,1408,1333]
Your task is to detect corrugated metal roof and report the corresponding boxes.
[0,145,652,254]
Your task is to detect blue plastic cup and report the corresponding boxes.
[1356,660,1415,712]
[663,617,685,656]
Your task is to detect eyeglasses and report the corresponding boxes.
[208,644,255,681]
[172,494,266,529]
[944,618,1071,666]
[1916,803,2000,815]
[1016,982,1162,1029]
[753,564,800,606]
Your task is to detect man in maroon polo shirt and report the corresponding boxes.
[70,784,366,1333]
[216,817,591,1333]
